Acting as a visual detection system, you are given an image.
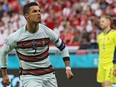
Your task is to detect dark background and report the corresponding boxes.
[56,68,101,87]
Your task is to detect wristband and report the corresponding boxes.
[66,66,71,70]
[1,67,7,69]
[63,57,70,62]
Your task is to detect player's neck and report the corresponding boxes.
[103,26,111,34]
[26,23,39,33]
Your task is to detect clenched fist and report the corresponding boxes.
[2,75,10,86]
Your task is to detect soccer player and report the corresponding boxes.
[97,15,116,87]
[0,2,74,87]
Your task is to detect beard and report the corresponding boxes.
[101,26,107,30]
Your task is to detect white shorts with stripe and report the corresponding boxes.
[20,73,58,87]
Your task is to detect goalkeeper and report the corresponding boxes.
[97,15,116,87]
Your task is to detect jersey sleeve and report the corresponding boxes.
[0,34,17,68]
[41,24,70,58]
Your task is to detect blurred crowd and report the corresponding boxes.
[0,0,116,49]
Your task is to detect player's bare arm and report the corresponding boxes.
[1,68,10,86]
[64,60,74,79]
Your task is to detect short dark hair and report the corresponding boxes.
[23,2,39,15]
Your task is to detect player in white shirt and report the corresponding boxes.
[0,2,74,87]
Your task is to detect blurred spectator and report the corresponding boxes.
[90,0,99,11]
[0,4,5,19]
[62,1,71,17]
[89,32,98,49]
[100,0,109,10]
[79,29,90,49]
[2,0,9,12]
[53,22,64,36]
[0,20,6,46]
[63,25,75,44]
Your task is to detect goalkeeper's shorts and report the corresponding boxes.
[97,63,113,83]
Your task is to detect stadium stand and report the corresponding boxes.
[0,0,116,50]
